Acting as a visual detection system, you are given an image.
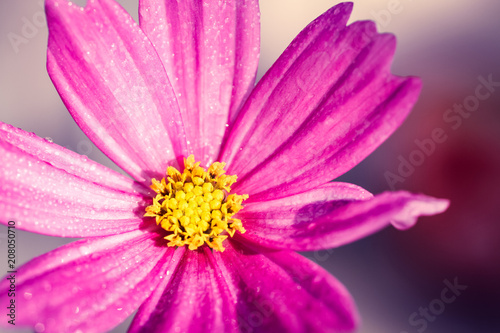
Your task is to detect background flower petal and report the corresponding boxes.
[129,247,238,333]
[0,229,177,333]
[0,122,147,237]
[220,3,421,201]
[139,0,260,165]
[46,0,188,184]
[214,240,359,333]
[237,189,449,251]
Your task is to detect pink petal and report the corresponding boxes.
[213,240,359,332]
[0,123,147,237]
[237,189,449,251]
[0,229,179,333]
[129,247,238,333]
[220,2,354,174]
[220,3,421,201]
[139,0,260,165]
[46,0,188,184]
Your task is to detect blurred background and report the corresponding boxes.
[1,0,499,332]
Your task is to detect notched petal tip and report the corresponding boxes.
[390,193,450,230]
[320,1,353,28]
[387,75,422,115]
[333,2,354,16]
[407,75,423,93]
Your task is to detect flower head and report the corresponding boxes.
[0,0,448,332]
[145,155,248,251]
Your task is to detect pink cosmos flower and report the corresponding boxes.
[0,0,449,332]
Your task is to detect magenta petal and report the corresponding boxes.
[214,240,359,332]
[221,3,354,173]
[46,0,188,183]
[221,2,421,201]
[139,0,260,164]
[129,247,238,333]
[0,122,146,237]
[0,230,176,333]
[238,190,449,251]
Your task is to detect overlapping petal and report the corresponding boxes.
[0,122,146,237]
[0,229,177,333]
[139,0,260,164]
[129,247,238,333]
[221,2,421,201]
[213,240,359,332]
[237,189,449,251]
[46,0,188,184]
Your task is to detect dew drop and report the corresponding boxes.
[79,246,90,255]
[34,323,45,332]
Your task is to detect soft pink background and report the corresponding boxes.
[1,1,499,332]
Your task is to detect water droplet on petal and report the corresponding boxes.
[79,246,90,255]
[34,323,45,332]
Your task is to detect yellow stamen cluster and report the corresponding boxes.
[144,155,248,252]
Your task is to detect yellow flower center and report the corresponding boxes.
[144,155,248,252]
